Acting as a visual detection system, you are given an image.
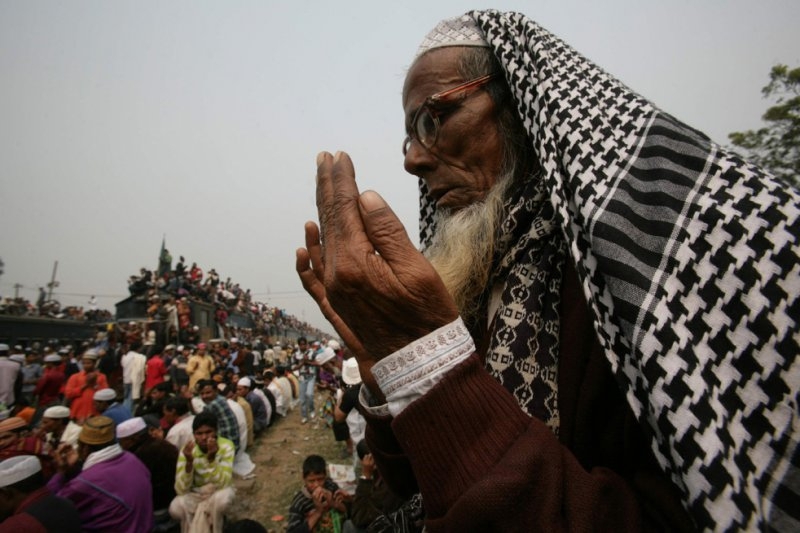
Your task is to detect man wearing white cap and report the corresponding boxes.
[298,10,800,532]
[235,377,267,436]
[334,358,366,466]
[0,455,81,531]
[63,349,108,423]
[0,343,22,410]
[117,417,179,515]
[93,388,131,427]
[38,405,81,453]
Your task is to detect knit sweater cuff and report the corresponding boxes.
[391,353,530,518]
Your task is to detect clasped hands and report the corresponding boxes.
[312,486,350,514]
[296,151,458,400]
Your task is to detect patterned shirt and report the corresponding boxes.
[174,436,234,495]
[202,396,240,451]
[293,349,318,379]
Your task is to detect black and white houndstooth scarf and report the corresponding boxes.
[417,10,800,531]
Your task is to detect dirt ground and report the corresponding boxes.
[227,391,352,532]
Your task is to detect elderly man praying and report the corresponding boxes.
[297,10,800,532]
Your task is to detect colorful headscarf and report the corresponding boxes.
[417,11,800,531]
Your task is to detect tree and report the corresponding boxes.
[729,64,800,187]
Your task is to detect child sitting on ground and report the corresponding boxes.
[287,454,351,533]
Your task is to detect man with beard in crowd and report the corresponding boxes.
[48,416,152,532]
[297,11,800,532]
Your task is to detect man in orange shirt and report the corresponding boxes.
[63,350,108,424]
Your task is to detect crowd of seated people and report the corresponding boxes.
[0,334,385,532]
[0,257,388,531]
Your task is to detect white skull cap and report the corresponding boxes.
[416,14,489,58]
[0,456,41,487]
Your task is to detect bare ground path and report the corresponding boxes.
[227,391,351,532]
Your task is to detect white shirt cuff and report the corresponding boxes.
[360,317,475,417]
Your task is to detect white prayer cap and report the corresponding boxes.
[328,340,341,350]
[342,358,362,386]
[317,347,336,365]
[43,405,71,419]
[0,456,41,488]
[416,14,489,58]
[0,343,9,352]
[93,388,116,402]
[82,349,99,361]
[44,354,62,363]
[238,377,252,388]
[9,354,24,363]
[116,417,147,439]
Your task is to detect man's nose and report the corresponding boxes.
[403,138,436,177]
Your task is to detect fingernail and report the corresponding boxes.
[334,151,342,163]
[359,190,385,213]
[316,152,326,166]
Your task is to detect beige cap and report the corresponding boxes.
[78,416,115,445]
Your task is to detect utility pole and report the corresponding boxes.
[13,283,22,299]
[46,260,59,300]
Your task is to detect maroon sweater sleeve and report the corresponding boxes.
[365,354,644,532]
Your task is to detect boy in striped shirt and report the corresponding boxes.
[169,411,235,533]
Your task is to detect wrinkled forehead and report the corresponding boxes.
[403,47,468,105]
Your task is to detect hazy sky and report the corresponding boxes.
[1,1,798,335]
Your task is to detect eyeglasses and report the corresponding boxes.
[402,73,499,155]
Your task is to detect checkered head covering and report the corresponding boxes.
[415,9,800,531]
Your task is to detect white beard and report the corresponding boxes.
[423,175,511,323]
